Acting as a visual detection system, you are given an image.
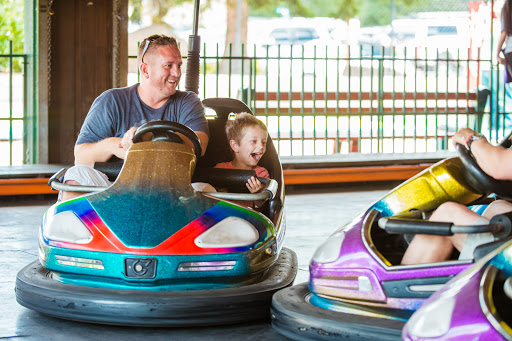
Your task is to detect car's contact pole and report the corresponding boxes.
[185,0,201,94]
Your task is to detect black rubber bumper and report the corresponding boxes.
[15,248,297,327]
[271,283,406,341]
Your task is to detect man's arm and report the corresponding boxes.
[453,128,512,181]
[75,127,137,167]
[74,138,123,167]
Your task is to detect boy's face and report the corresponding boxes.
[230,126,268,169]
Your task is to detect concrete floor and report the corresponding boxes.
[0,182,395,340]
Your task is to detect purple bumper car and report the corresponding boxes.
[271,145,512,340]
[403,238,512,341]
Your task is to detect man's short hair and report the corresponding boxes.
[138,34,179,64]
[225,112,268,144]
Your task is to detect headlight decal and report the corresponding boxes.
[158,201,273,254]
[43,211,93,244]
[194,216,259,248]
[43,197,126,252]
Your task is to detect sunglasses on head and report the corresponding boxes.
[141,35,160,63]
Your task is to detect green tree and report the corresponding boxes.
[0,0,24,72]
[249,0,312,17]
[130,0,199,27]
[248,0,357,18]
[359,0,417,27]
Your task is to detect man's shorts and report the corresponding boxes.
[63,165,111,187]
[458,217,496,260]
[58,165,111,201]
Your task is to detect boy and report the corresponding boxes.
[215,112,269,207]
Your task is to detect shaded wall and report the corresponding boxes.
[41,0,127,164]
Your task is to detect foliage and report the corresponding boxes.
[0,0,25,72]
[131,0,204,27]
[248,0,368,18]
[248,0,469,26]
[249,0,312,17]
[358,0,416,26]
[130,0,143,24]
[302,0,358,19]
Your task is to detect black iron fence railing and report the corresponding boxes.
[0,40,28,166]
[1,41,507,165]
[137,43,504,157]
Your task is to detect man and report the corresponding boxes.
[61,34,209,201]
[401,127,512,265]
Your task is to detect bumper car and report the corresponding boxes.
[15,98,297,326]
[271,144,512,340]
[403,235,512,340]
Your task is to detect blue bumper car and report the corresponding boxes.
[15,98,297,326]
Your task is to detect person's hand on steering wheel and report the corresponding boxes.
[111,126,138,160]
[452,128,482,149]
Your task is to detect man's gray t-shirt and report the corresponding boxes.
[76,84,209,145]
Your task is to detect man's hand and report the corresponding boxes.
[246,176,264,193]
[120,126,138,150]
[114,126,139,159]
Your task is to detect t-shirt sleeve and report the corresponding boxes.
[76,91,116,145]
[178,92,209,136]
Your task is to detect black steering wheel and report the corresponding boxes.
[456,143,512,200]
[133,120,202,160]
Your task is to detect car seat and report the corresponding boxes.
[199,98,284,223]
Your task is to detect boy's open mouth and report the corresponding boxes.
[251,152,262,161]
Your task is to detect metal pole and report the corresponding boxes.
[185,0,201,94]
[391,0,396,23]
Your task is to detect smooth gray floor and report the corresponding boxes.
[0,183,394,340]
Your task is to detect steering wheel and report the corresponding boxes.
[133,120,202,160]
[456,143,512,200]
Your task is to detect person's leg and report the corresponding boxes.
[455,199,512,260]
[59,165,111,201]
[431,202,484,225]
[457,216,491,260]
[482,200,512,219]
[401,234,455,265]
[401,202,483,265]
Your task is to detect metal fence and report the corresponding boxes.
[0,41,27,166]
[1,41,509,165]
[130,43,504,157]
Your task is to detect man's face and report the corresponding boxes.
[143,45,182,97]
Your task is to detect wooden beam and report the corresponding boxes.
[0,178,57,196]
[283,165,429,185]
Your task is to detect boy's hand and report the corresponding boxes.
[246,176,263,193]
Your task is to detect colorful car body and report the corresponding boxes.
[309,157,482,311]
[403,239,512,340]
[271,155,506,340]
[16,109,296,326]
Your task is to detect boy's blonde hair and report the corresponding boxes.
[225,112,268,144]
